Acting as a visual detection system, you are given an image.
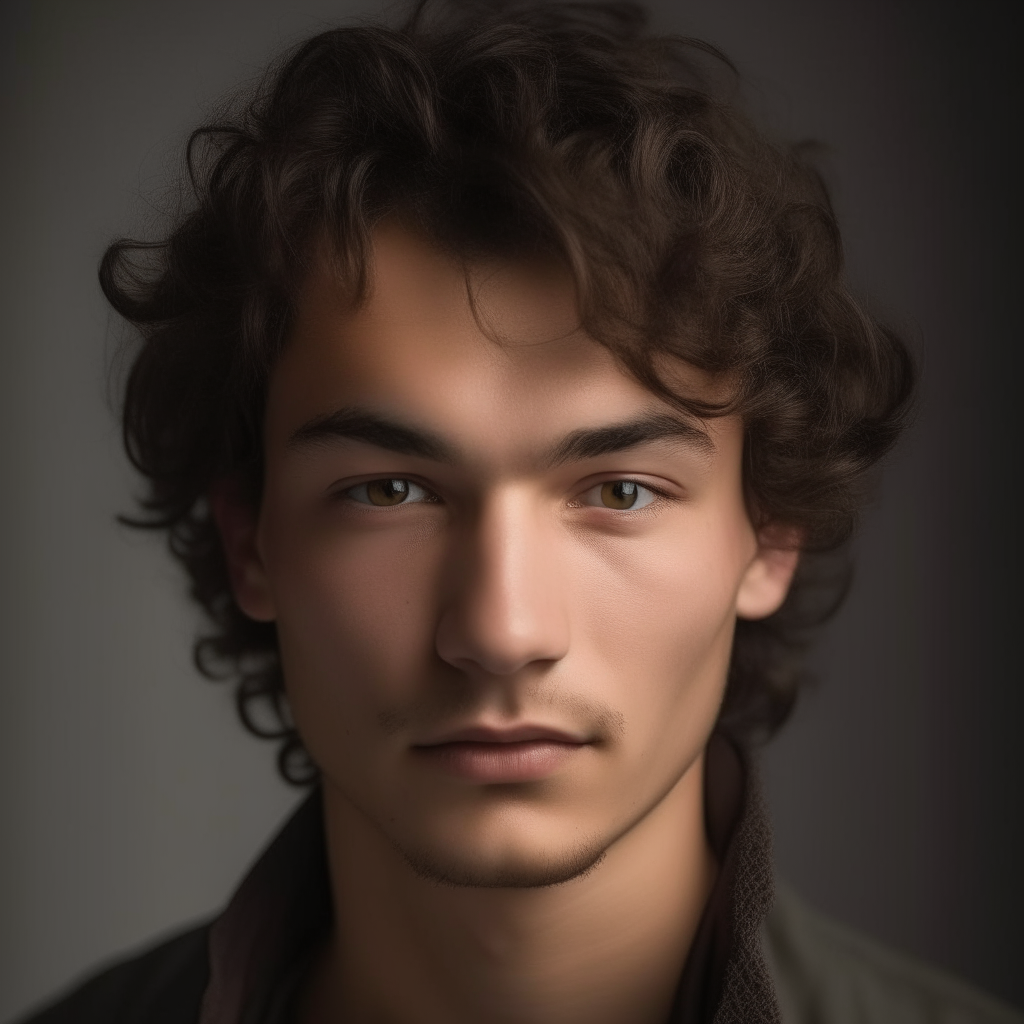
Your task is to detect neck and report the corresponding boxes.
[300,756,716,1024]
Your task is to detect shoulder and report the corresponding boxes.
[13,923,210,1024]
[762,884,1024,1024]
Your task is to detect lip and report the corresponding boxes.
[412,723,591,783]
[416,723,589,746]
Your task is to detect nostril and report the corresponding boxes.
[435,605,569,677]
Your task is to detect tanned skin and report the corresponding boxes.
[213,224,799,1024]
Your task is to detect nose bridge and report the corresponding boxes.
[435,486,569,677]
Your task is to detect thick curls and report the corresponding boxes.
[102,0,914,783]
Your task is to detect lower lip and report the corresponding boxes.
[414,740,585,782]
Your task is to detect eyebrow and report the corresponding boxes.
[287,408,714,465]
[545,413,715,465]
[287,408,460,462]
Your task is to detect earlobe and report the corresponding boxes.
[735,531,801,621]
[209,479,277,623]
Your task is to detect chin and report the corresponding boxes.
[393,831,609,889]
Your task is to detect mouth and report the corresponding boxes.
[412,724,591,783]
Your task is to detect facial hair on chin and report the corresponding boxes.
[394,831,609,890]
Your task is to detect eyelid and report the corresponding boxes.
[337,477,439,506]
[572,477,666,511]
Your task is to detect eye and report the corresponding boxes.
[345,478,435,507]
[579,480,657,511]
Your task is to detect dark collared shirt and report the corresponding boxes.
[19,734,1024,1023]
[195,732,775,1023]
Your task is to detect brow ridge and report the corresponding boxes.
[287,407,713,467]
[287,408,459,462]
[546,414,714,466]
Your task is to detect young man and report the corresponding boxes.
[19,2,1022,1022]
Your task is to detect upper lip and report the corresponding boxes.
[415,724,589,747]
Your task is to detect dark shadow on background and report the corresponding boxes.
[746,0,1024,1007]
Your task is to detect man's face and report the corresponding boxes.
[224,225,795,887]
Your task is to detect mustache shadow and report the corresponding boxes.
[375,675,626,742]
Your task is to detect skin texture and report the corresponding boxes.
[214,224,799,1024]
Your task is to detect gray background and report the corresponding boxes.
[2,0,1021,1019]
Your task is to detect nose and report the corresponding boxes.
[435,489,570,677]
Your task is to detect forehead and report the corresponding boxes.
[266,225,724,461]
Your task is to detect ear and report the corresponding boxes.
[209,478,276,622]
[735,527,801,621]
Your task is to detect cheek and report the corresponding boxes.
[260,507,444,719]
[569,512,753,724]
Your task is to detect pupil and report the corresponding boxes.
[369,479,409,505]
[602,480,637,509]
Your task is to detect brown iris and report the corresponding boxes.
[601,480,639,509]
[365,479,411,506]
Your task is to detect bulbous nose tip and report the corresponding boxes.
[435,606,569,678]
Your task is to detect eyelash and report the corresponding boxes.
[570,479,663,512]
[340,478,439,507]
[337,477,670,513]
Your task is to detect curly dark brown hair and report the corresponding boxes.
[101,0,914,784]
